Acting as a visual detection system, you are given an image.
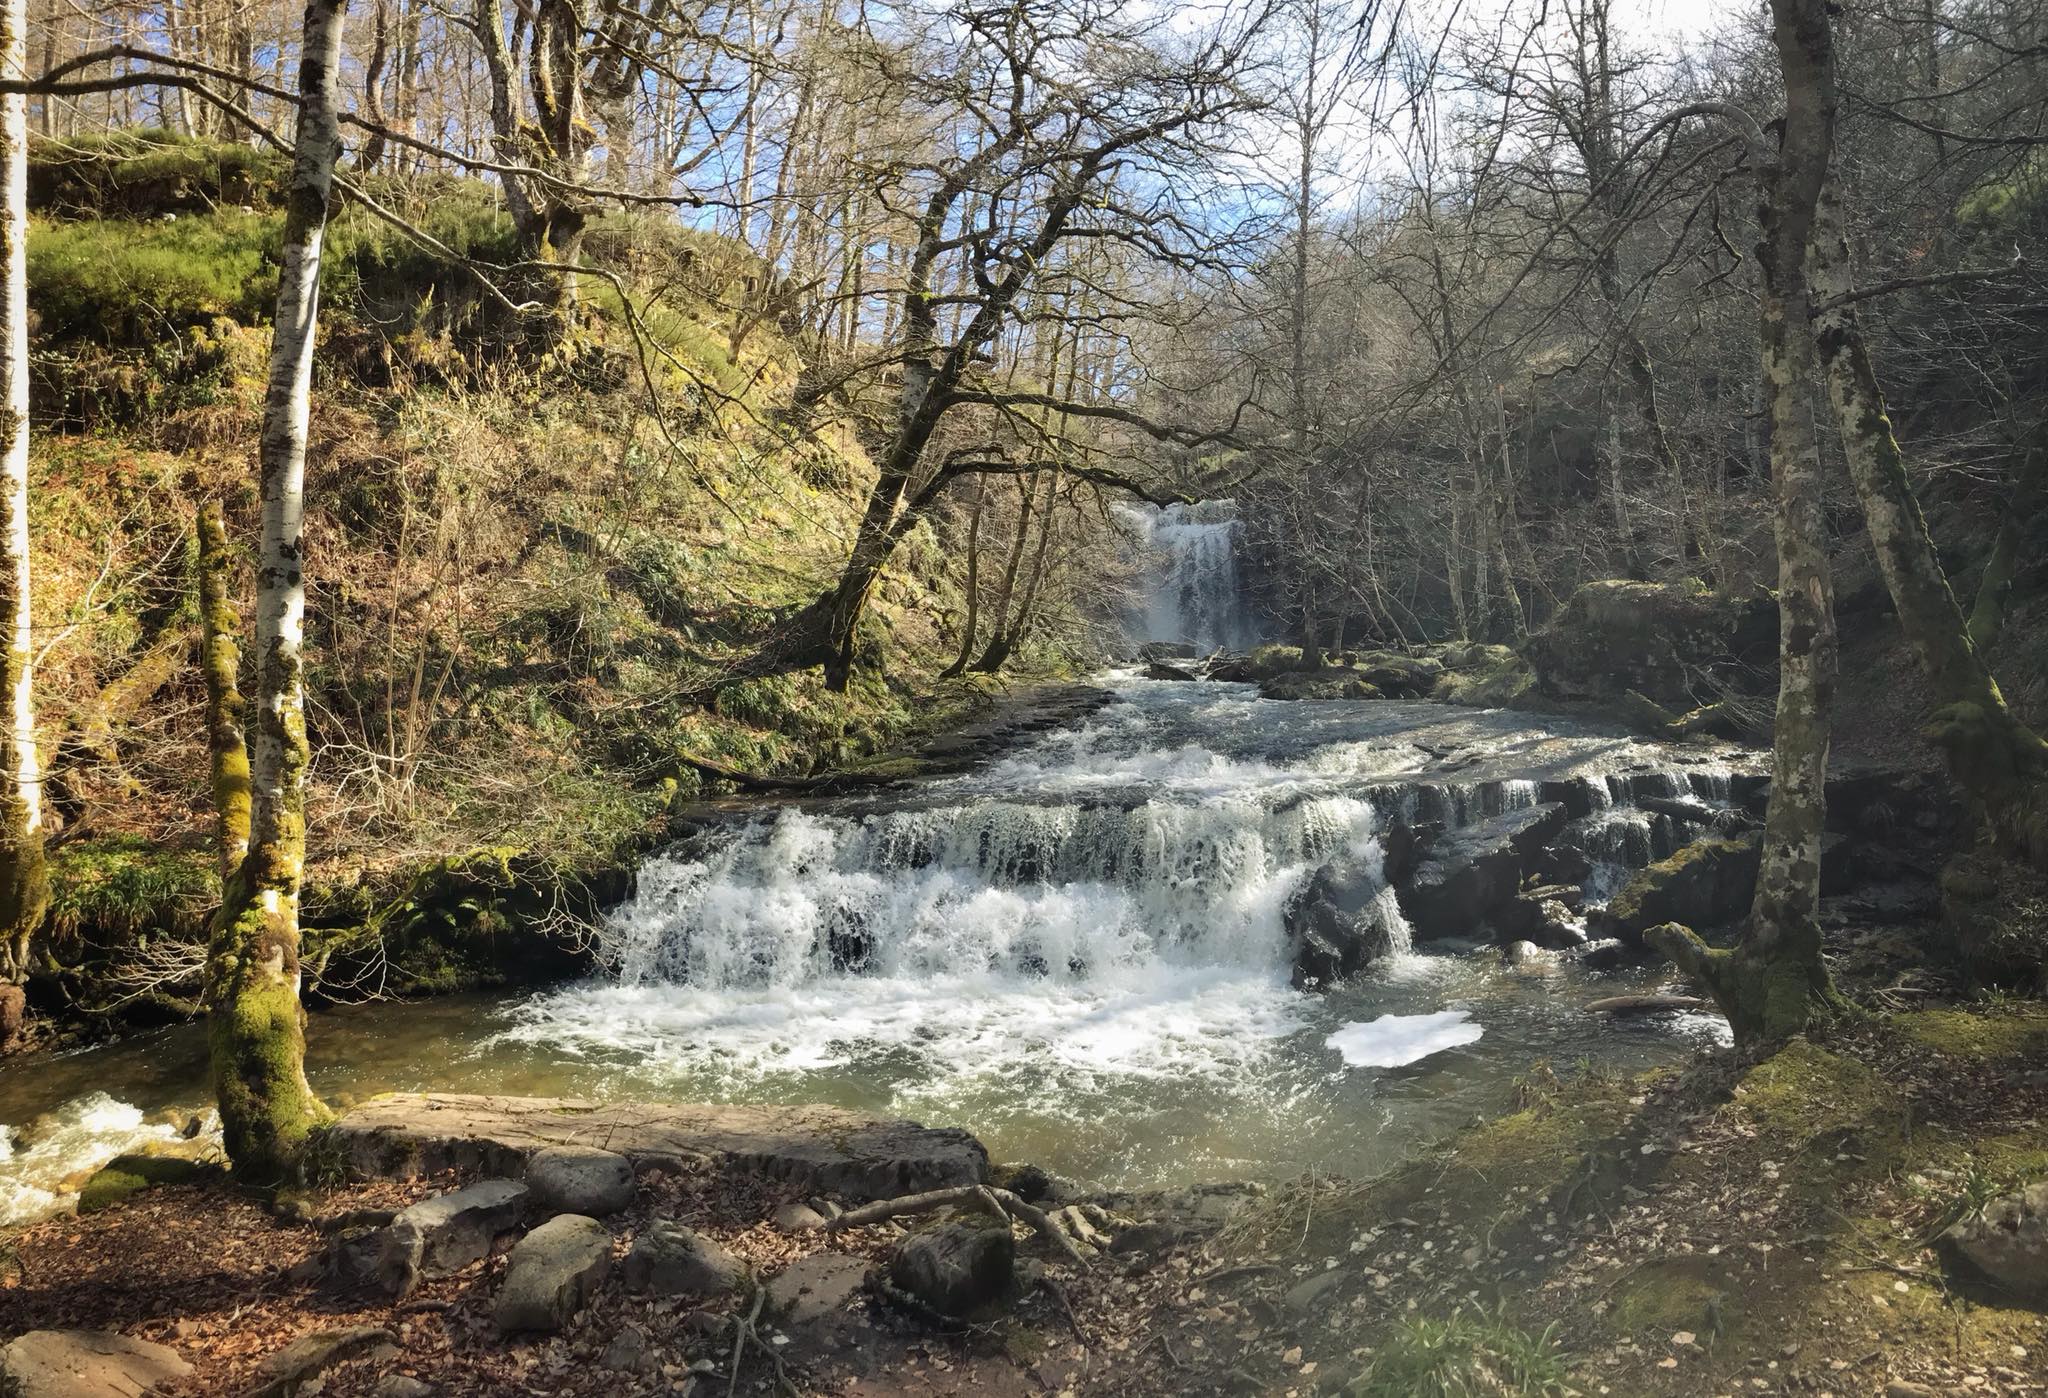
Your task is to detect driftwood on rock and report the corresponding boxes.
[1586,994,1711,1015]
[825,1184,1089,1267]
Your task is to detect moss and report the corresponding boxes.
[1894,1007,2048,1061]
[1431,644,1536,707]
[1601,837,1760,938]
[77,1152,212,1213]
[1609,1256,1742,1339]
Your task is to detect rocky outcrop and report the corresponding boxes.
[883,1220,1016,1320]
[377,1179,530,1297]
[1258,670,1380,701]
[1590,836,1762,942]
[333,1095,989,1202]
[494,1214,613,1334]
[1939,1181,2048,1299]
[1395,804,1569,942]
[1354,651,1443,699]
[524,1145,635,1216]
[1524,579,1774,711]
[0,1329,191,1398]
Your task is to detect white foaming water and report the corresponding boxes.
[1125,501,1257,653]
[0,1093,185,1225]
[1326,1010,1485,1068]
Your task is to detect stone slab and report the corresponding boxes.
[332,1094,988,1202]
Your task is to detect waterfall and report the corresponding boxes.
[1126,501,1255,653]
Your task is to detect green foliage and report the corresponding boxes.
[29,128,286,215]
[29,209,277,342]
[47,837,214,946]
[1348,1309,1569,1397]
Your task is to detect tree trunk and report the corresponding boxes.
[196,502,250,883]
[1968,432,2045,655]
[0,0,46,996]
[940,476,988,679]
[1648,0,1843,1044]
[1809,183,2048,868]
[206,0,344,1179]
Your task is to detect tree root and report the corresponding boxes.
[825,1184,1090,1266]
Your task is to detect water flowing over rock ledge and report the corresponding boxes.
[329,1094,990,1202]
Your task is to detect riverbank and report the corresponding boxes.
[6,992,2043,1395]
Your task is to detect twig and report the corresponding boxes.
[825,1184,1089,1266]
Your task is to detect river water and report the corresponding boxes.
[0,509,1739,1220]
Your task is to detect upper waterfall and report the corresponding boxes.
[1126,501,1257,653]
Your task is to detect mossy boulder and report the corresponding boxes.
[1524,579,1774,710]
[1354,651,1443,698]
[1591,835,1761,942]
[77,1152,212,1214]
[1258,670,1381,701]
[1430,644,1537,707]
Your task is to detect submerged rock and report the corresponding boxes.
[494,1214,613,1333]
[884,1220,1017,1320]
[524,1144,635,1216]
[0,1329,191,1398]
[1939,1181,2048,1298]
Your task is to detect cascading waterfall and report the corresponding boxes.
[1126,501,1257,653]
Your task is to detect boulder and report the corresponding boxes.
[600,1325,653,1375]
[1566,937,1634,970]
[0,982,23,1052]
[1143,660,1200,682]
[1524,579,1774,711]
[771,1202,828,1232]
[0,1329,191,1398]
[1355,651,1443,699]
[1395,805,1567,941]
[377,1179,529,1297]
[885,1220,1017,1320]
[1939,1181,2048,1299]
[1590,836,1762,942]
[247,1326,397,1398]
[1430,645,1537,708]
[1288,853,1401,989]
[77,1153,211,1214]
[494,1214,613,1334]
[524,1145,635,1216]
[622,1220,749,1297]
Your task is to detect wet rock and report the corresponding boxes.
[1288,853,1398,988]
[247,1325,397,1398]
[333,1095,989,1202]
[765,1252,870,1332]
[990,1161,1059,1204]
[377,1179,529,1297]
[886,1220,1016,1320]
[1939,1181,2048,1299]
[622,1220,749,1296]
[494,1214,613,1334]
[524,1145,635,1216]
[1395,805,1566,941]
[1567,937,1634,970]
[772,1202,828,1232]
[1590,836,1761,942]
[0,1329,192,1398]
[1144,660,1200,682]
[1500,939,1551,968]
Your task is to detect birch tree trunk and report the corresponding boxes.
[1647,0,1843,1043]
[206,0,345,1177]
[0,0,48,1016]
[1809,182,2048,870]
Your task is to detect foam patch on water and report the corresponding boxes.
[0,1093,186,1225]
[1325,1010,1484,1068]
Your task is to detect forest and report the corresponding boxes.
[0,0,2045,1393]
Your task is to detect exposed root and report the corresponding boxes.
[825,1184,1090,1266]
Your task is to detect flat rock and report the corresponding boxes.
[377,1178,529,1296]
[622,1220,749,1296]
[524,1145,635,1216]
[246,1326,397,1398]
[333,1094,988,1202]
[765,1252,870,1332]
[771,1202,828,1231]
[495,1214,613,1333]
[0,1329,192,1398]
[1940,1180,2048,1298]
